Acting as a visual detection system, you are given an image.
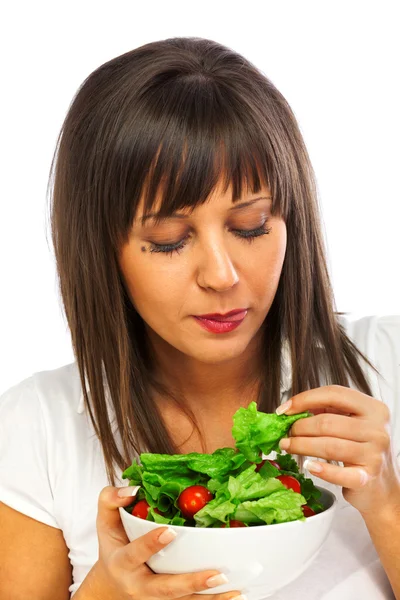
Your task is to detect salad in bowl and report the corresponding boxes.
[118,402,337,598]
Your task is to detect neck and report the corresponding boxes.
[146,326,264,415]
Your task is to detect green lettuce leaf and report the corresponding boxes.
[121,401,324,526]
[274,453,324,513]
[233,488,307,524]
[274,453,300,473]
[232,401,312,461]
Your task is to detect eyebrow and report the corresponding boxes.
[139,196,272,225]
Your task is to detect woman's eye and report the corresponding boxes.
[148,219,272,257]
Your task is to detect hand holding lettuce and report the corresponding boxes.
[121,401,325,527]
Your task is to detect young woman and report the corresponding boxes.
[0,37,399,600]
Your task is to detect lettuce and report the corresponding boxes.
[232,401,311,461]
[121,401,323,526]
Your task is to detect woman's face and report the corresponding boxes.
[118,179,287,369]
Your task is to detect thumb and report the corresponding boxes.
[96,485,141,551]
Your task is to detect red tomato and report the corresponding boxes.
[131,499,151,519]
[276,475,301,494]
[131,500,165,519]
[221,519,246,527]
[177,485,214,519]
[255,459,281,473]
[302,505,316,517]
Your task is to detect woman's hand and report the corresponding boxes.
[276,385,400,517]
[87,485,243,600]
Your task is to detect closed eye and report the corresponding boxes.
[148,219,272,257]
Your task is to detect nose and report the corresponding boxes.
[197,239,239,291]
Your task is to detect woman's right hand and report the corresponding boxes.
[93,485,244,600]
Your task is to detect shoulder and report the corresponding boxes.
[336,313,400,395]
[337,313,400,459]
[337,313,400,350]
[0,361,83,419]
[337,313,400,386]
[0,362,85,529]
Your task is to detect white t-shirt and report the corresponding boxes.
[0,314,399,599]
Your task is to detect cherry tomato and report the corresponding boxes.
[131,500,166,519]
[177,485,214,519]
[302,505,316,517]
[221,519,246,527]
[255,459,281,473]
[131,499,151,519]
[276,475,301,494]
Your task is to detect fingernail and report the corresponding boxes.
[206,573,229,587]
[279,438,290,450]
[158,527,178,544]
[359,469,370,486]
[117,485,141,498]
[276,400,292,415]
[304,459,323,473]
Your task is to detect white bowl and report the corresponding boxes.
[119,485,337,600]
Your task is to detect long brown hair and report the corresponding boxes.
[47,37,381,486]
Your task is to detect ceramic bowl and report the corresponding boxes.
[119,485,337,600]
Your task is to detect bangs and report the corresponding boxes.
[139,134,283,227]
[103,73,291,244]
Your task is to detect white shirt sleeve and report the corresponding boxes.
[374,315,400,463]
[0,377,60,528]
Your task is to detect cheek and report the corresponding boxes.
[119,246,181,313]
[248,229,286,302]
[250,226,286,276]
[270,223,287,272]
[270,241,287,278]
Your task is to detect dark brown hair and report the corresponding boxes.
[47,37,381,486]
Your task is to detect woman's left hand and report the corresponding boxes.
[277,385,400,517]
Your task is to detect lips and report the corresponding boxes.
[197,310,248,322]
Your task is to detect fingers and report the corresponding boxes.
[97,485,140,555]
[303,460,371,488]
[117,525,180,572]
[289,413,373,442]
[309,407,351,416]
[279,435,369,464]
[97,486,244,600]
[116,526,243,599]
[141,566,243,599]
[284,385,384,419]
[97,486,135,532]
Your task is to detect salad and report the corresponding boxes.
[121,401,325,528]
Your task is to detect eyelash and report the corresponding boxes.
[148,218,272,257]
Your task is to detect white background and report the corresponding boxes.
[1,0,399,393]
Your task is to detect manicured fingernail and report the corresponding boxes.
[279,438,290,450]
[117,485,141,498]
[206,573,229,587]
[276,400,292,415]
[304,459,323,473]
[159,527,178,544]
[359,469,370,485]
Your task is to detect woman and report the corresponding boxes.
[0,37,399,600]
